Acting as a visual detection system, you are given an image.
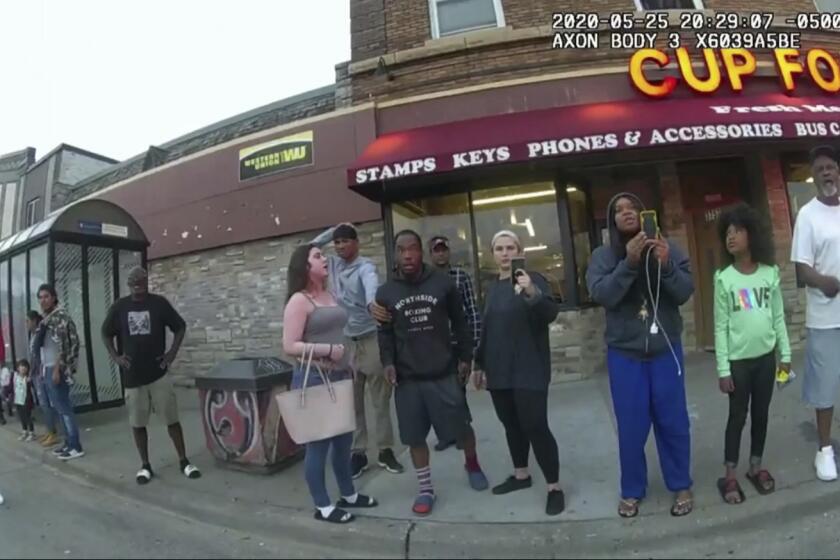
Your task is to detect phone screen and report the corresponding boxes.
[511,257,526,286]
[641,211,658,239]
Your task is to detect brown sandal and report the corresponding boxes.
[746,470,775,495]
[618,498,640,518]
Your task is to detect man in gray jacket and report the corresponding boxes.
[312,223,403,478]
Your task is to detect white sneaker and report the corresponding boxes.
[815,446,838,481]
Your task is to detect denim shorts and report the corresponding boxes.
[803,328,840,409]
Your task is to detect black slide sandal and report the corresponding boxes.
[336,494,378,508]
[314,508,355,524]
[717,478,745,505]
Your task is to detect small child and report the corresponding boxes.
[714,204,791,505]
[13,359,35,441]
[0,365,13,424]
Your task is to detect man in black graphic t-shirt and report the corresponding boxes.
[102,266,201,485]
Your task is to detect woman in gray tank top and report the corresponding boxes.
[282,244,379,524]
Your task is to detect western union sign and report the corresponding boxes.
[239,131,314,181]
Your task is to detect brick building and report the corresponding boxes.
[4,0,840,390]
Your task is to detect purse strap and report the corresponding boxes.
[299,344,337,408]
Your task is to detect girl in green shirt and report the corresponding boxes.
[714,204,791,505]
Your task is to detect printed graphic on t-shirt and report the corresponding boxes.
[730,286,770,312]
[394,294,439,333]
[128,311,151,336]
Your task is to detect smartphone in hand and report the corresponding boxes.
[511,257,526,287]
[640,210,659,239]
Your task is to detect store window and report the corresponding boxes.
[781,152,816,222]
[472,182,565,301]
[429,0,505,39]
[564,165,660,302]
[392,193,476,275]
[635,0,703,9]
[566,182,593,303]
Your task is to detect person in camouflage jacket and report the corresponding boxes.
[36,283,84,459]
[39,304,80,384]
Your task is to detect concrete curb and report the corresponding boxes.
[5,423,840,558]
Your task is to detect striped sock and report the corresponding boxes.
[416,466,434,495]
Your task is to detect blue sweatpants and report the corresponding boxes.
[607,345,692,500]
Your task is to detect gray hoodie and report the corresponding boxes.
[585,193,694,359]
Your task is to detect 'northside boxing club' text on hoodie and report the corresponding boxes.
[375,264,472,381]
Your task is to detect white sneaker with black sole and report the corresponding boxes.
[58,449,85,461]
[816,446,838,481]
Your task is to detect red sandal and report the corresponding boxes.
[746,469,775,495]
[717,477,745,505]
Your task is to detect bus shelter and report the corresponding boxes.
[0,199,149,412]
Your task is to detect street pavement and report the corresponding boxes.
[2,350,840,558]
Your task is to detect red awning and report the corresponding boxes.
[348,92,840,189]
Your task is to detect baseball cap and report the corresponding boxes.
[809,145,839,166]
[429,235,449,250]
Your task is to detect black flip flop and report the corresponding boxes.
[314,508,355,524]
[336,494,378,508]
[717,477,745,505]
[746,470,775,495]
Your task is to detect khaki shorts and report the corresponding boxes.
[125,375,180,428]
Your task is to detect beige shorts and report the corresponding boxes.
[125,375,180,428]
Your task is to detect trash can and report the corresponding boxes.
[196,357,303,474]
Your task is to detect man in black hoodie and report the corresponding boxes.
[586,193,695,519]
[376,230,488,517]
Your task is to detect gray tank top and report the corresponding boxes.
[301,295,351,371]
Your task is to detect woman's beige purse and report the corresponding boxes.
[276,344,356,445]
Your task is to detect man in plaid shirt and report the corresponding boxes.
[429,236,482,451]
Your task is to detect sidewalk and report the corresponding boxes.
[3,350,840,557]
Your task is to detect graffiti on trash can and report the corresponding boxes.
[204,389,259,459]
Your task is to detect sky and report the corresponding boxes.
[0,0,350,161]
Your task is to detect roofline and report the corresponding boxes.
[27,143,118,172]
[0,147,36,164]
[73,84,336,189]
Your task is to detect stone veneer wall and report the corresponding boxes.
[148,156,807,385]
[150,220,608,384]
[149,222,387,381]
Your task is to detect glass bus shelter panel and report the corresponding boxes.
[29,244,47,312]
[54,243,92,407]
[11,252,28,363]
[88,246,121,403]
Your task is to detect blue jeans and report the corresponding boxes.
[607,344,692,500]
[34,374,58,434]
[45,375,82,452]
[304,431,355,508]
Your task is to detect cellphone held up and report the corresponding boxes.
[511,257,526,287]
[640,210,659,240]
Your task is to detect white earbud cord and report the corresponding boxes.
[646,247,683,376]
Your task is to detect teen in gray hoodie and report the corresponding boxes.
[586,192,695,519]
